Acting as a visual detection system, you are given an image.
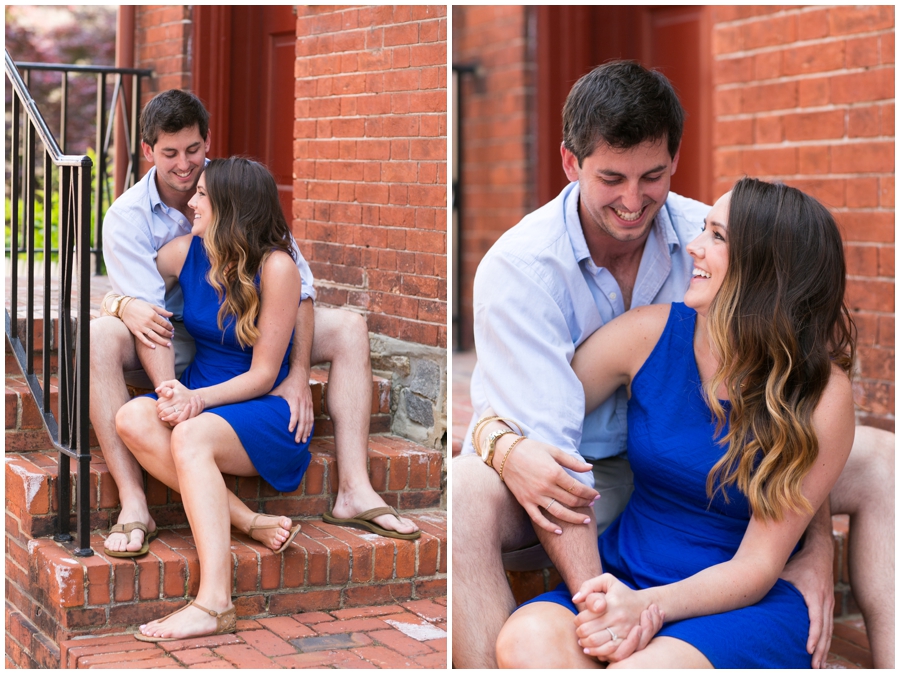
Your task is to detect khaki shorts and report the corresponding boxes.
[123,321,196,389]
[501,454,634,572]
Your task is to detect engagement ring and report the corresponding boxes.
[606,627,618,643]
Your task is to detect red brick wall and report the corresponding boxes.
[133,5,193,175]
[712,6,895,431]
[134,6,192,102]
[293,6,447,349]
[453,5,534,350]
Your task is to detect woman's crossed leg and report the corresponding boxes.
[116,398,294,639]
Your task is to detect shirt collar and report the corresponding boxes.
[564,182,679,264]
[147,166,164,212]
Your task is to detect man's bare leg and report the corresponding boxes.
[830,426,895,668]
[452,455,536,668]
[452,454,603,668]
[311,306,416,534]
[89,317,156,553]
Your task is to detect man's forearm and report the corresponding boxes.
[536,509,603,605]
[136,341,176,389]
[287,299,314,381]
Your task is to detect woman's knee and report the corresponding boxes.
[495,610,550,668]
[497,605,586,668]
[115,398,156,448]
[169,417,218,468]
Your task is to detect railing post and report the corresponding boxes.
[75,159,93,556]
[25,120,36,374]
[94,72,106,275]
[10,91,20,341]
[42,149,53,411]
[60,72,68,153]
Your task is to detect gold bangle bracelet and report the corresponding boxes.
[472,415,501,454]
[473,414,526,455]
[499,435,526,482]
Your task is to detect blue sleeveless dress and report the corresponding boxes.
[157,236,312,493]
[521,302,811,668]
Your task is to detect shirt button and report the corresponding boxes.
[610,292,617,300]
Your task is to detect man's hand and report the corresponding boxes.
[120,297,175,350]
[500,437,598,534]
[780,520,835,668]
[270,371,314,443]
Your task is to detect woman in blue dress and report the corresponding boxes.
[116,157,312,641]
[492,178,857,668]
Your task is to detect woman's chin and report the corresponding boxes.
[683,293,709,316]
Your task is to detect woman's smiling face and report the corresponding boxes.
[684,191,731,316]
[187,172,211,237]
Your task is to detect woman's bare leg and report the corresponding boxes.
[116,399,294,551]
[135,412,266,639]
[608,637,712,669]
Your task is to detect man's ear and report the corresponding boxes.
[203,131,211,155]
[561,144,580,182]
[670,146,681,177]
[141,140,154,163]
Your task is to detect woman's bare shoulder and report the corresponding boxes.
[260,250,300,287]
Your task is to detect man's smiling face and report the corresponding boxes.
[562,137,679,246]
[141,125,209,201]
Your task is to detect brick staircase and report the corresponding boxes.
[5,314,446,669]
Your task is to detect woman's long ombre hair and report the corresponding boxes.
[705,177,855,521]
[201,157,295,349]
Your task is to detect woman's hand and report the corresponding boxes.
[121,298,175,350]
[156,380,204,425]
[573,574,665,662]
[499,435,598,534]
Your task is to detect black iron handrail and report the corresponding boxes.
[9,60,152,275]
[5,50,93,556]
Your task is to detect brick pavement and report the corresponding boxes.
[451,349,873,669]
[59,599,446,669]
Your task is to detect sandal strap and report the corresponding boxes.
[159,601,236,634]
[353,506,401,522]
[110,522,148,536]
[191,602,236,634]
[249,514,289,533]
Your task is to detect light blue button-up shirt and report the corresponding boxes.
[103,166,316,322]
[463,182,709,487]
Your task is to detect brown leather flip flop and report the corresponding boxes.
[323,506,421,540]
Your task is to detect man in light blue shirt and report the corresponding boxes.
[92,90,418,559]
[452,61,894,669]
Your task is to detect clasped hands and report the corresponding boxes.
[156,380,204,426]
[572,574,665,663]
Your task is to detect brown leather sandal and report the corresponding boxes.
[134,601,236,642]
[248,514,301,553]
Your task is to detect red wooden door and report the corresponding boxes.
[193,6,296,222]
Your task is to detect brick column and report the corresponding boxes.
[712,6,895,430]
